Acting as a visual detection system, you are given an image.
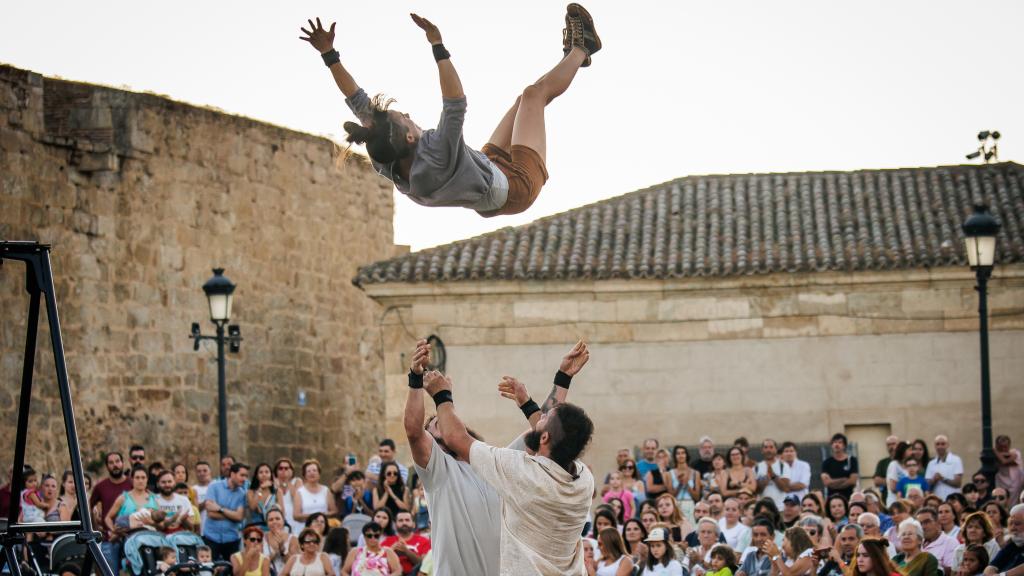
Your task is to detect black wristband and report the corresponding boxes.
[408,371,423,389]
[519,398,541,420]
[432,43,451,62]
[432,390,453,407]
[321,49,340,67]
[554,370,572,389]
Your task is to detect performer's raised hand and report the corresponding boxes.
[299,17,336,53]
[559,339,590,377]
[498,376,530,406]
[410,13,443,45]
[409,339,430,375]
[423,370,451,396]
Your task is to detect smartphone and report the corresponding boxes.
[347,454,357,466]
[671,526,682,542]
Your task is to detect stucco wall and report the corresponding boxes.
[367,268,1024,475]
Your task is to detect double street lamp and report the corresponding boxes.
[961,204,1000,486]
[190,268,242,460]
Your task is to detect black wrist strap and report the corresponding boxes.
[408,371,423,389]
[554,370,572,389]
[432,390,453,407]
[321,49,340,67]
[519,398,541,420]
[432,43,451,62]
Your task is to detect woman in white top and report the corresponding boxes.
[293,459,337,523]
[283,528,334,576]
[263,508,299,575]
[274,458,305,535]
[762,526,816,576]
[587,527,634,576]
[642,527,686,576]
[885,443,910,506]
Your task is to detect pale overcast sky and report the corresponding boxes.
[2,1,1021,251]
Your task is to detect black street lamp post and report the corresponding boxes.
[190,268,242,460]
[961,204,1000,486]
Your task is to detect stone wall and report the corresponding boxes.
[1,65,399,474]
[364,268,1024,476]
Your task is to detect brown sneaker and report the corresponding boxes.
[564,3,600,66]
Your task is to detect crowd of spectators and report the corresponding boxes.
[1,432,1022,576]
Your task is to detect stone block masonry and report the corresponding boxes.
[1,65,400,473]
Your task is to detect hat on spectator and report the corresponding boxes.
[783,495,801,506]
[645,527,669,543]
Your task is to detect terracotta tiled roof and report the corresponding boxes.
[354,162,1024,286]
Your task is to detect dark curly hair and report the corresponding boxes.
[343,94,412,165]
[548,403,594,471]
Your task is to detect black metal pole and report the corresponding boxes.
[8,279,40,531]
[217,321,228,460]
[976,268,997,486]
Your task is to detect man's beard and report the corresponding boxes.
[1011,534,1024,547]
[397,526,413,537]
[108,468,123,479]
[524,429,543,452]
[160,487,174,497]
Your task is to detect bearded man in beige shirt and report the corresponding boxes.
[424,369,595,576]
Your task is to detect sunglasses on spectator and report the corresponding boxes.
[247,537,263,543]
[385,471,398,477]
[277,465,292,471]
[365,532,381,539]
[974,478,988,484]
[301,539,319,545]
[621,465,635,470]
[130,455,145,461]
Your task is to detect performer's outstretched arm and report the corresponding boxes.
[498,340,590,429]
[411,14,465,99]
[424,371,474,462]
[404,340,433,468]
[300,18,361,98]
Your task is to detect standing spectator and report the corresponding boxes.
[146,462,165,494]
[0,466,14,519]
[602,448,634,496]
[646,449,674,500]
[380,511,430,575]
[719,498,752,551]
[603,471,637,521]
[231,525,271,576]
[885,443,911,507]
[90,452,130,571]
[892,519,939,576]
[193,460,213,531]
[719,447,756,499]
[39,474,60,521]
[873,436,900,503]
[909,441,931,478]
[926,436,964,501]
[105,466,158,535]
[203,462,249,561]
[738,517,775,576]
[272,458,303,533]
[735,438,757,469]
[373,462,410,519]
[342,523,400,575]
[821,433,860,499]
[588,527,634,576]
[339,471,373,519]
[756,440,791,509]
[952,512,1000,572]
[366,440,409,485]
[672,445,703,514]
[780,442,810,501]
[128,445,146,469]
[706,454,728,494]
[219,456,236,480]
[263,507,299,574]
[984,504,1024,576]
[154,469,193,533]
[621,459,647,505]
[972,472,993,507]
[286,527,336,576]
[895,458,929,500]
[917,507,957,574]
[695,437,717,477]
[638,439,661,491]
[56,470,88,522]
[246,463,277,529]
[171,463,197,504]
[995,436,1024,505]
[294,459,338,523]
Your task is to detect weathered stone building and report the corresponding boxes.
[356,163,1024,480]
[1,65,401,474]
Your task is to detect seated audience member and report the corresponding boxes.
[737,517,775,576]
[642,526,685,576]
[885,500,914,550]
[339,470,373,518]
[674,445,704,511]
[848,537,900,576]
[916,507,957,574]
[826,494,850,529]
[984,501,1010,547]
[646,448,675,500]
[593,508,619,538]
[719,498,752,551]
[380,511,430,576]
[953,512,1001,572]
[232,526,271,576]
[707,545,738,576]
[623,518,649,568]
[342,523,401,576]
[366,439,409,485]
[323,527,350,576]
[586,527,635,576]
[286,527,336,576]
[689,518,724,575]
[621,458,648,505]
[156,546,178,574]
[761,526,816,576]
[687,501,728,548]
[263,507,299,575]
[604,470,637,521]
[983,504,1024,576]
[937,502,961,540]
[780,496,802,529]
[602,448,634,496]
[657,493,694,546]
[818,524,863,576]
[957,544,989,576]
[855,512,895,557]
[891,519,940,576]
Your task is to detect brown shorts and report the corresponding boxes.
[478,143,549,217]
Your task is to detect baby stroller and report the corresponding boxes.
[166,532,204,564]
[49,534,89,575]
[123,531,172,576]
